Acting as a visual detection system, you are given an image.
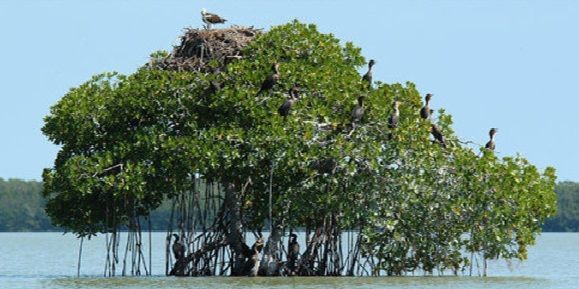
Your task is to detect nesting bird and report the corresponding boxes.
[485,128,498,151]
[388,100,400,129]
[201,8,227,29]
[257,63,280,96]
[171,234,185,260]
[430,124,447,148]
[362,59,376,89]
[278,85,299,120]
[351,95,365,125]
[420,93,433,120]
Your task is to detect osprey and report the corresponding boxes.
[201,8,227,29]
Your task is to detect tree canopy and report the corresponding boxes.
[41,21,556,276]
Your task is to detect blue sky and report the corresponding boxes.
[0,0,577,181]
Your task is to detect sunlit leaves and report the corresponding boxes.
[42,21,556,273]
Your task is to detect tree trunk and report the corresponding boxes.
[223,182,251,276]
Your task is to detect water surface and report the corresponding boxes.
[1,232,577,289]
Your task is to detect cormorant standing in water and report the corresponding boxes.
[388,100,400,129]
[247,237,265,277]
[351,96,365,126]
[430,124,447,148]
[278,87,299,120]
[287,233,300,276]
[172,234,185,260]
[257,63,280,96]
[362,59,376,89]
[420,93,433,120]
[485,128,498,151]
[200,8,227,29]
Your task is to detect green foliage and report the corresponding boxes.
[0,178,54,231]
[42,20,557,272]
[544,181,579,232]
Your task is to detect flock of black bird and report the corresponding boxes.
[168,10,500,271]
[254,57,497,152]
[196,9,498,151]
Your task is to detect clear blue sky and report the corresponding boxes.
[1,0,577,181]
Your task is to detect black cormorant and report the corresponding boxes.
[257,63,280,96]
[201,9,227,29]
[278,87,298,119]
[287,233,300,275]
[351,96,365,125]
[420,93,433,119]
[485,128,498,151]
[388,100,400,129]
[430,124,447,148]
[362,59,376,88]
[172,234,185,260]
[247,237,265,277]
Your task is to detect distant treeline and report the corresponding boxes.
[0,178,577,232]
[0,178,172,231]
[542,181,579,232]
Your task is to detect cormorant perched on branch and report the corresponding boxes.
[201,8,227,29]
[420,93,433,120]
[362,59,376,88]
[430,124,447,148]
[388,100,400,129]
[485,128,498,151]
[257,63,280,96]
[172,234,185,260]
[287,233,300,276]
[351,96,365,125]
[278,87,299,120]
[289,83,301,99]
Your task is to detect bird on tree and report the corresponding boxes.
[287,233,300,276]
[201,8,227,29]
[485,128,498,151]
[388,100,400,129]
[278,86,299,120]
[362,59,376,89]
[430,124,447,148]
[420,93,433,120]
[351,95,365,126]
[289,83,301,99]
[257,63,280,96]
[171,234,185,260]
[246,237,265,277]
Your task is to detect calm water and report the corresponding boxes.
[0,232,577,289]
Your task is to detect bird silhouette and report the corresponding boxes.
[388,100,400,129]
[420,93,433,120]
[485,128,498,151]
[257,63,280,96]
[430,124,447,148]
[201,9,227,29]
[362,59,376,89]
[171,234,185,260]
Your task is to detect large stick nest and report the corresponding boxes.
[151,26,262,72]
